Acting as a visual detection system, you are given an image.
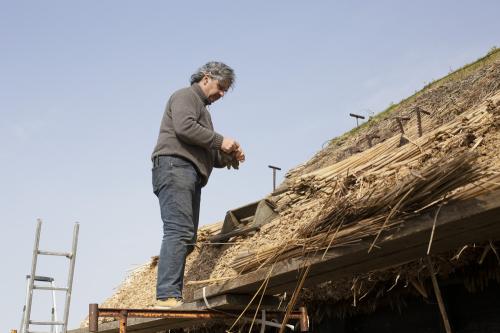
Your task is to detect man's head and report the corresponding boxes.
[191,61,235,103]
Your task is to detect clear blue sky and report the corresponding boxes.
[1,0,499,330]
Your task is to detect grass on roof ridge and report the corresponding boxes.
[327,46,500,147]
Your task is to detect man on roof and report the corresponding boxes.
[151,61,245,309]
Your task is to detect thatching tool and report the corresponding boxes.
[349,113,365,127]
[268,165,281,192]
[393,116,410,134]
[393,116,410,146]
[412,107,431,137]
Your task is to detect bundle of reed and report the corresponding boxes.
[293,103,492,191]
[232,150,500,273]
[273,97,500,229]
[232,94,499,274]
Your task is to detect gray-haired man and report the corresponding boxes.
[151,62,244,308]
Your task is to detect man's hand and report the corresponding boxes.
[221,137,245,164]
[219,152,240,169]
[221,137,239,154]
[233,146,245,162]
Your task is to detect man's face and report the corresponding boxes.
[200,75,230,103]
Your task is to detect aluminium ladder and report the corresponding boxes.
[20,275,60,333]
[20,219,79,333]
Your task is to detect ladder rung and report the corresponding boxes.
[29,320,64,325]
[33,285,68,291]
[37,250,72,258]
[26,275,55,282]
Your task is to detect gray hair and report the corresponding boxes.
[190,61,235,87]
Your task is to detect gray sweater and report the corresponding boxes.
[151,84,225,186]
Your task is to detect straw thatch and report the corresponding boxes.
[80,51,500,329]
[302,240,500,321]
[230,103,500,273]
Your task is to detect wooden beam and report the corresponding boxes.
[177,293,281,311]
[194,190,500,299]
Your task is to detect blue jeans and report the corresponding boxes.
[152,155,201,299]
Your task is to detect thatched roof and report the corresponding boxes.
[80,49,500,328]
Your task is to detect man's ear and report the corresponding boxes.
[202,75,210,86]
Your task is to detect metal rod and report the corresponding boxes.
[273,171,276,191]
[37,251,72,258]
[33,286,68,291]
[27,275,54,282]
[394,116,410,135]
[20,276,30,333]
[268,165,281,192]
[24,219,42,333]
[349,113,365,128]
[299,306,309,332]
[89,304,98,333]
[28,322,64,326]
[413,107,430,137]
[416,109,423,137]
[93,305,305,320]
[90,304,307,333]
[119,311,128,333]
[98,310,290,319]
[51,280,59,333]
[426,256,453,333]
[62,223,79,333]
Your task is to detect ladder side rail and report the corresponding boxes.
[24,220,43,333]
[50,280,58,333]
[61,223,79,333]
[20,276,31,333]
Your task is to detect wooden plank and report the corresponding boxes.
[171,293,281,311]
[194,190,500,299]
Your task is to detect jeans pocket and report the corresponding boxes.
[152,167,161,195]
[152,162,171,195]
[169,157,193,169]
